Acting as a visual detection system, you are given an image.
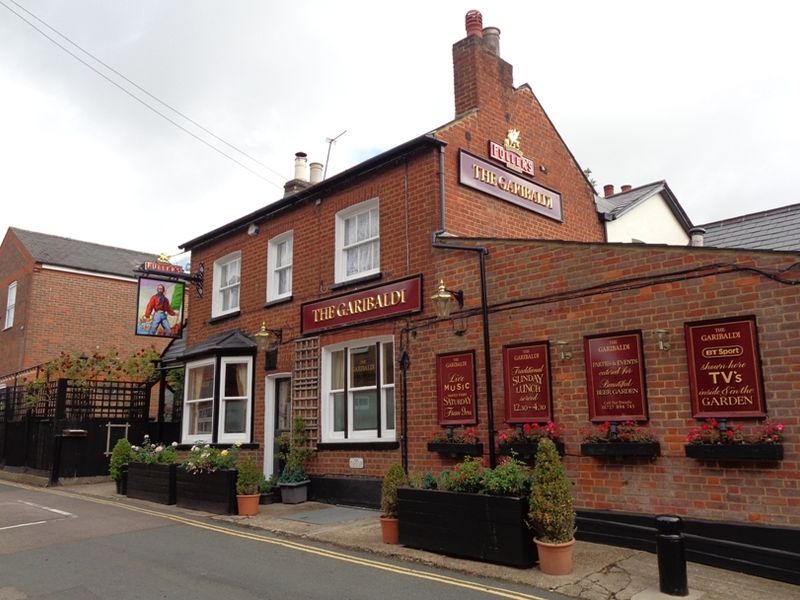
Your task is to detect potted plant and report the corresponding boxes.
[426,426,483,457]
[126,435,179,505]
[109,437,132,495]
[684,418,784,460]
[176,441,240,514]
[235,455,262,516]
[259,473,280,505]
[278,416,313,504]
[497,421,564,459]
[580,420,660,458]
[380,463,407,544]
[529,437,576,575]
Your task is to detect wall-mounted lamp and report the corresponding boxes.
[555,340,572,361]
[653,329,670,352]
[430,279,464,319]
[253,322,282,351]
[247,223,260,237]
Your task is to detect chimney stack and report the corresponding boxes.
[284,151,313,197]
[689,227,706,247]
[483,27,500,56]
[621,184,632,193]
[309,162,323,184]
[603,184,615,198]
[465,10,483,37]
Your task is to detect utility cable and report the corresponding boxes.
[1,0,285,187]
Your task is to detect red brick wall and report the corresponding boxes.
[407,239,800,526]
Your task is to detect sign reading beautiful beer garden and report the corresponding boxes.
[684,315,766,418]
[584,331,648,421]
[502,342,552,423]
[436,351,478,426]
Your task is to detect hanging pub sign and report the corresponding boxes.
[584,331,648,422]
[502,342,552,423]
[135,277,184,338]
[684,315,766,418]
[436,350,478,426]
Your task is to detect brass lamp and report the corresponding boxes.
[253,322,282,351]
[430,280,464,319]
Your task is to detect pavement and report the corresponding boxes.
[2,470,797,600]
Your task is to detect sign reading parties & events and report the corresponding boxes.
[135,277,184,338]
[684,316,766,418]
[436,351,478,426]
[502,342,552,423]
[584,331,648,421]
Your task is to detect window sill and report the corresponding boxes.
[317,441,399,451]
[208,310,241,325]
[264,295,293,308]
[330,272,382,291]
[176,442,259,451]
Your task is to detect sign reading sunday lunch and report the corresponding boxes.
[685,316,767,418]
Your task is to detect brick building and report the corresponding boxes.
[176,11,798,581]
[0,227,171,385]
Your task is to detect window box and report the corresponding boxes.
[581,442,660,458]
[426,442,483,457]
[126,463,177,505]
[498,440,565,459]
[175,468,238,514]
[397,487,536,568]
[684,444,783,461]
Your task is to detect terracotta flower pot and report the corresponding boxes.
[380,515,399,544]
[534,537,575,575]
[236,493,260,516]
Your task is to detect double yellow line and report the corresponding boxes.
[42,486,551,600]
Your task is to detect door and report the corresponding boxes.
[264,374,291,478]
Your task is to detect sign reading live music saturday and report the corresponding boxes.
[584,331,648,421]
[502,342,552,423]
[459,150,563,221]
[301,276,422,334]
[685,316,766,418]
[436,351,478,426]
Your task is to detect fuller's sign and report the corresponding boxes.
[301,276,422,334]
[436,351,478,426]
[584,331,648,422]
[502,342,552,423]
[459,150,563,221]
[684,316,766,418]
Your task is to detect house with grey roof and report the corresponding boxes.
[700,203,800,251]
[0,227,171,384]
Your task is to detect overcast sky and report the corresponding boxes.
[1,1,797,260]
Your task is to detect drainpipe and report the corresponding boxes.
[431,238,497,468]
[400,348,410,473]
[438,145,447,232]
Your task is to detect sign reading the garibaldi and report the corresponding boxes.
[436,351,478,426]
[584,331,648,422]
[459,150,563,221]
[301,276,422,334]
[685,316,766,418]
[502,342,552,423]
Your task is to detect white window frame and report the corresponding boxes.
[182,358,216,444]
[334,198,380,283]
[217,356,253,444]
[4,281,17,330]
[320,335,395,443]
[212,251,241,318]
[266,230,293,302]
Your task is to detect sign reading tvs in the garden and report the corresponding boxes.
[685,316,766,418]
[584,331,648,422]
[502,342,552,423]
[436,351,478,426]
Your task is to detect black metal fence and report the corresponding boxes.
[0,378,178,481]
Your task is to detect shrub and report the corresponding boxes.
[529,438,576,544]
[130,435,178,465]
[109,438,132,482]
[438,456,486,494]
[481,455,531,497]
[279,416,313,484]
[236,455,262,495]
[381,463,408,517]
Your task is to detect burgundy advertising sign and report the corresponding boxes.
[584,331,648,422]
[502,342,552,423]
[301,276,422,334]
[436,351,478,426]
[684,316,766,418]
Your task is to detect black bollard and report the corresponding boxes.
[656,515,689,596]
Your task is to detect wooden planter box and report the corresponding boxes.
[397,487,536,568]
[426,442,483,458]
[126,463,177,505]
[498,440,565,459]
[176,469,238,514]
[684,444,784,461]
[581,442,660,458]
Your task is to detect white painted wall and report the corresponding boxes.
[605,193,690,245]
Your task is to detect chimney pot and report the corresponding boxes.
[482,27,500,55]
[603,184,615,198]
[294,152,309,182]
[621,184,632,192]
[465,10,483,37]
[309,162,323,184]
[689,227,706,247]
